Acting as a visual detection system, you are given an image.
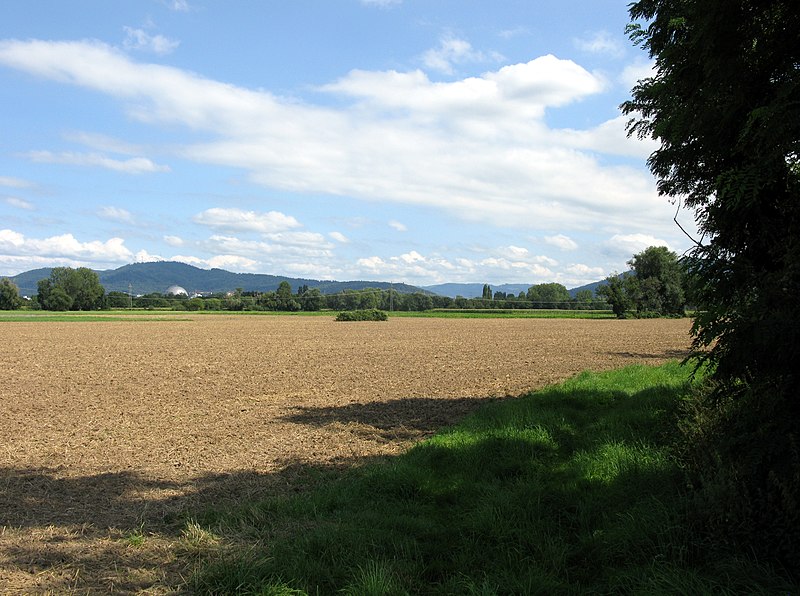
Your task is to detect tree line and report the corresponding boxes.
[1,248,691,315]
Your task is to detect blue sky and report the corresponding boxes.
[0,0,696,288]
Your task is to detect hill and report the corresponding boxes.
[8,262,429,297]
[421,279,619,299]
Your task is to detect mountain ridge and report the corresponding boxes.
[7,261,429,297]
[7,261,614,298]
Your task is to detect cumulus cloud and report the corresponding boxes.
[203,233,333,260]
[123,27,179,55]
[4,197,34,210]
[0,38,680,242]
[25,150,170,174]
[192,208,301,234]
[134,249,164,262]
[352,247,562,285]
[206,254,258,270]
[604,233,671,259]
[565,263,604,277]
[544,234,578,251]
[0,228,133,263]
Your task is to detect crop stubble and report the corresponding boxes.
[0,315,691,592]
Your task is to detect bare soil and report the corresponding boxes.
[0,314,692,593]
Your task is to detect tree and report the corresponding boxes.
[275,281,300,311]
[482,284,492,300]
[526,283,571,308]
[628,246,685,316]
[0,278,23,310]
[37,267,105,311]
[596,274,633,318]
[624,0,800,568]
[42,267,105,310]
[300,288,324,311]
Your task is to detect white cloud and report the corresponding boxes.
[619,59,656,90]
[421,35,501,75]
[565,263,604,277]
[0,39,682,243]
[4,197,34,210]
[544,234,578,251]
[98,206,134,223]
[203,233,333,260]
[352,247,560,285]
[135,249,164,262]
[574,31,626,58]
[123,27,180,55]
[0,176,32,188]
[206,254,258,270]
[193,208,301,234]
[25,150,170,174]
[163,234,184,246]
[64,131,144,155]
[0,228,133,264]
[498,27,528,40]
[389,220,407,232]
[603,233,671,259]
[329,231,349,243]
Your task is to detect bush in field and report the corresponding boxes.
[335,309,388,322]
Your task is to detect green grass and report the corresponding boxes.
[186,362,796,594]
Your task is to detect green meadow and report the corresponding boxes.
[185,361,795,595]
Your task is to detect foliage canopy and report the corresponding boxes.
[0,277,23,310]
[623,0,800,570]
[37,267,106,311]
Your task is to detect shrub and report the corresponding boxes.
[335,309,388,322]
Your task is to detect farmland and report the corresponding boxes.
[0,314,692,592]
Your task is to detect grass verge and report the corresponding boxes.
[186,361,795,594]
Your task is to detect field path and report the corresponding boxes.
[0,315,691,593]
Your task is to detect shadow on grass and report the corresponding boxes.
[0,458,386,593]
[0,396,497,593]
[193,366,741,594]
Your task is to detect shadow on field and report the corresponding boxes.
[281,396,500,441]
[607,348,690,360]
[0,458,380,593]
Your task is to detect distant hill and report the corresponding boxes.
[421,283,532,299]
[421,279,620,299]
[8,261,429,297]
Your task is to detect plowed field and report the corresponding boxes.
[0,314,691,593]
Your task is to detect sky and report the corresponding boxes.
[0,0,698,288]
